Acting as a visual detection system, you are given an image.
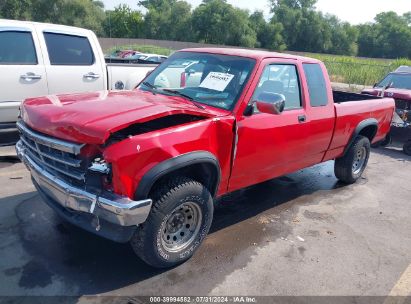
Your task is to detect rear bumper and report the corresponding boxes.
[16,140,153,242]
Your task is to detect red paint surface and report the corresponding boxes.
[362,88,411,102]
[21,48,395,199]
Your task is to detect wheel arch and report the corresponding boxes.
[343,118,378,156]
[134,151,221,200]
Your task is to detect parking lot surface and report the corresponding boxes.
[0,135,410,302]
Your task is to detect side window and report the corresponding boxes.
[44,32,94,65]
[0,31,37,65]
[303,63,328,107]
[252,64,301,111]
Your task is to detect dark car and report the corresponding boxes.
[362,66,411,154]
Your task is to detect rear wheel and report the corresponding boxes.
[403,141,411,156]
[130,176,213,268]
[334,136,371,184]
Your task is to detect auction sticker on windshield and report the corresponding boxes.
[199,72,234,92]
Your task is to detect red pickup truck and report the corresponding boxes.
[16,48,394,268]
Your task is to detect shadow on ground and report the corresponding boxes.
[1,161,344,295]
[371,128,411,161]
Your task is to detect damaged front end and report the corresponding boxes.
[15,121,153,243]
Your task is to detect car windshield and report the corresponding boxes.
[138,51,256,110]
[377,73,411,90]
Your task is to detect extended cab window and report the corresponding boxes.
[0,31,37,65]
[253,64,302,111]
[44,32,94,65]
[303,63,328,107]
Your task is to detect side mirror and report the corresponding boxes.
[373,83,378,88]
[254,92,286,115]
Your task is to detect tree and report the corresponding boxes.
[358,12,411,58]
[0,0,106,36]
[0,0,32,20]
[269,0,316,10]
[140,0,194,41]
[249,11,286,50]
[192,0,257,47]
[324,15,358,55]
[269,0,359,55]
[104,4,143,38]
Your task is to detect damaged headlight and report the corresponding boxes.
[87,157,112,191]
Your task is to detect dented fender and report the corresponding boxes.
[103,116,236,199]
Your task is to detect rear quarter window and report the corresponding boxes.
[0,31,37,65]
[303,63,328,107]
[44,32,94,65]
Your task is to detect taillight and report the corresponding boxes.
[180,72,186,87]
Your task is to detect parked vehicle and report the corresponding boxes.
[362,66,411,155]
[0,19,158,130]
[138,54,168,63]
[105,49,123,59]
[118,50,140,58]
[106,53,168,65]
[16,48,395,268]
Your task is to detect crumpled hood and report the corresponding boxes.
[362,88,411,100]
[21,90,218,144]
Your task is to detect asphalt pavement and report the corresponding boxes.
[0,133,410,303]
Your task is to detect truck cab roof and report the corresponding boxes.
[0,19,94,36]
[179,48,321,64]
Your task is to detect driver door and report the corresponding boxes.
[228,60,310,192]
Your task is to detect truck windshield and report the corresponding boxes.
[377,73,411,90]
[138,52,256,110]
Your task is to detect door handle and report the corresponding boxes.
[83,72,100,79]
[20,72,42,81]
[298,115,306,123]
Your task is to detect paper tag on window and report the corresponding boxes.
[199,72,234,92]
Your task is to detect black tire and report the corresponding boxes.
[403,141,411,156]
[130,176,214,268]
[371,133,391,148]
[334,136,371,184]
[380,133,392,147]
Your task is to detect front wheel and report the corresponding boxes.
[130,176,214,268]
[334,136,371,184]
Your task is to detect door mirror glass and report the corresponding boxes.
[254,92,285,115]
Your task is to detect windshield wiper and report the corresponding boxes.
[142,81,157,90]
[161,89,205,109]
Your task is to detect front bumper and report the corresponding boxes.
[16,141,152,241]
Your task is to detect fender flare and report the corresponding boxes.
[134,151,221,200]
[343,118,378,156]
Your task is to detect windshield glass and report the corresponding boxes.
[377,73,411,90]
[138,52,256,110]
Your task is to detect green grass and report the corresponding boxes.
[106,44,411,86]
[106,44,173,56]
[302,53,411,86]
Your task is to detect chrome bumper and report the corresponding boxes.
[16,140,152,227]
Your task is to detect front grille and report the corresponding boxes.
[17,121,87,183]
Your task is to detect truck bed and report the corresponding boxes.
[333,90,380,103]
[326,94,395,160]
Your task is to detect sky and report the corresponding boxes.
[102,0,411,25]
